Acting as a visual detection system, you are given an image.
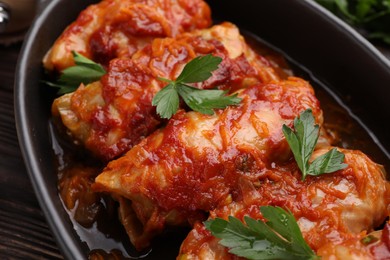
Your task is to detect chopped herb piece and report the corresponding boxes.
[152,54,242,119]
[315,0,390,45]
[282,109,348,180]
[152,83,180,120]
[361,235,379,245]
[205,206,319,260]
[45,51,106,94]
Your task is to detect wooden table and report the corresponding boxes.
[0,25,389,260]
[0,43,63,259]
[0,0,61,256]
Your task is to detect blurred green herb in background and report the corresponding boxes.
[315,0,390,45]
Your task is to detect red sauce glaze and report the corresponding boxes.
[179,222,242,260]
[48,1,390,258]
[178,153,389,258]
[44,0,212,71]
[369,223,390,259]
[87,0,212,66]
[89,29,123,67]
[56,23,282,161]
[94,78,325,249]
[136,34,264,90]
[139,80,319,210]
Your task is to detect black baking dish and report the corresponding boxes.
[15,0,390,259]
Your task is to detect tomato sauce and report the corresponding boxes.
[50,33,389,259]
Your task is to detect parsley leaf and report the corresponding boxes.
[205,206,319,260]
[308,147,348,175]
[45,51,106,94]
[361,234,379,245]
[282,109,348,180]
[176,54,222,83]
[151,83,180,119]
[315,0,390,45]
[152,54,242,119]
[177,84,241,115]
[282,109,319,178]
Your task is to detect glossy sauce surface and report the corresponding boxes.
[51,22,281,162]
[51,33,389,259]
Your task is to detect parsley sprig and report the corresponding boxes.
[282,109,348,180]
[152,54,242,119]
[205,206,319,260]
[315,0,390,45]
[45,51,106,94]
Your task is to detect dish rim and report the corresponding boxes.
[14,0,390,259]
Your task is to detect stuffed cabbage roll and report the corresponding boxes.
[52,22,282,160]
[43,0,211,71]
[178,149,389,259]
[93,77,323,249]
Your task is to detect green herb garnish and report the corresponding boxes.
[152,54,242,119]
[45,51,106,94]
[205,206,319,260]
[361,234,379,245]
[282,109,348,180]
[315,0,390,45]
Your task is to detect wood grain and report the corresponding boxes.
[0,43,63,260]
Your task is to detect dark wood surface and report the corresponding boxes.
[0,43,63,259]
[0,23,389,260]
